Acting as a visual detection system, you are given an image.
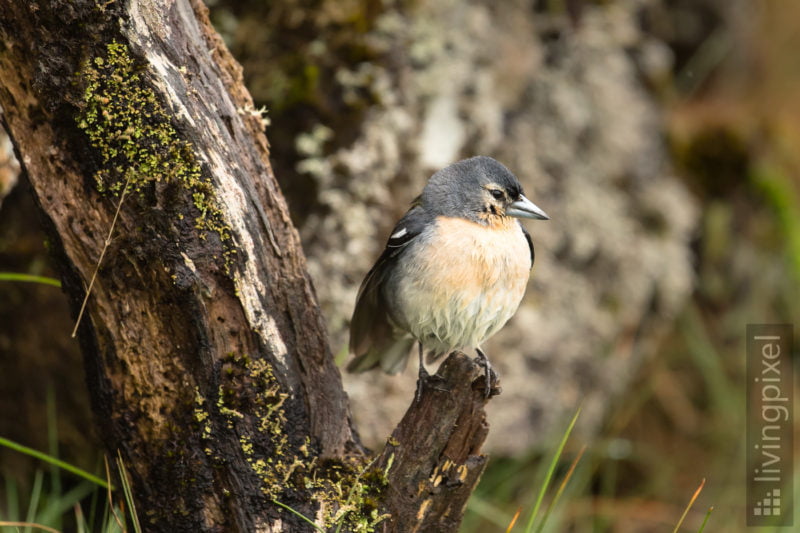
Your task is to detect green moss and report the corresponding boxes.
[218,355,296,499]
[322,456,391,532]
[76,41,235,268]
[214,353,389,531]
[193,387,212,441]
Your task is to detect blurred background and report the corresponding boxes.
[1,0,798,531]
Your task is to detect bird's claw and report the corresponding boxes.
[415,369,449,402]
[474,349,500,398]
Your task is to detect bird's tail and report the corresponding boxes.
[347,336,415,375]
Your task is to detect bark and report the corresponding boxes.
[0,1,492,531]
[375,353,494,532]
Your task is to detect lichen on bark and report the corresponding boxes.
[193,352,389,531]
[76,41,233,250]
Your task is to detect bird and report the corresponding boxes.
[347,156,549,399]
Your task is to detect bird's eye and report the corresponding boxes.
[490,189,504,200]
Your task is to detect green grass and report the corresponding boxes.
[0,448,136,533]
[0,438,108,490]
[0,393,138,533]
[0,273,60,287]
[522,406,582,533]
[462,407,588,533]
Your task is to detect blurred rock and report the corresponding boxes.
[0,128,19,207]
[233,0,700,452]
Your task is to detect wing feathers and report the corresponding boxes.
[347,205,430,373]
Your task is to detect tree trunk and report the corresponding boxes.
[0,1,492,531]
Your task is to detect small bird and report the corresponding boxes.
[347,156,549,398]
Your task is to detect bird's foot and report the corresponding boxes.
[474,349,500,398]
[415,366,449,402]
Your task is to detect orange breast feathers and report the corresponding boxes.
[420,215,531,295]
[391,215,532,353]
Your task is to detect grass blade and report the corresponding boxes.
[697,506,713,533]
[534,444,586,533]
[0,272,61,287]
[5,476,20,522]
[71,176,131,338]
[46,388,62,531]
[37,482,96,527]
[524,405,582,533]
[75,503,86,533]
[673,478,705,533]
[272,499,325,532]
[104,456,125,532]
[0,436,110,489]
[0,521,60,533]
[24,470,44,533]
[466,492,513,528]
[505,507,522,533]
[116,452,141,533]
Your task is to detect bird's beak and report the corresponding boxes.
[507,195,549,220]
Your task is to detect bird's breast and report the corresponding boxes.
[389,215,531,354]
[421,216,530,290]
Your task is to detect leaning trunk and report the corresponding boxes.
[0,1,494,530]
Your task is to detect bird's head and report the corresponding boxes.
[423,156,549,225]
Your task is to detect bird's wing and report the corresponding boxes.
[521,224,535,268]
[347,205,430,373]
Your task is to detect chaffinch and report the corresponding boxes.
[347,156,549,398]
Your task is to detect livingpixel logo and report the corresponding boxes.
[746,324,794,527]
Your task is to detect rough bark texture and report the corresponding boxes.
[0,0,353,528]
[0,1,492,531]
[374,353,493,533]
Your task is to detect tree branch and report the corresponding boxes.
[375,352,495,532]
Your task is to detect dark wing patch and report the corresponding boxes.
[522,225,534,268]
[354,205,429,300]
[386,226,415,249]
[347,205,431,372]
